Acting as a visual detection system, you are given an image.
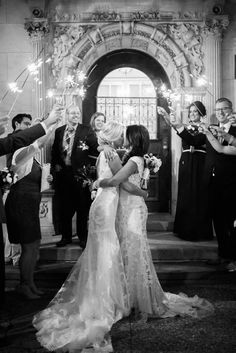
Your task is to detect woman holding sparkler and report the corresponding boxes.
[158,101,213,241]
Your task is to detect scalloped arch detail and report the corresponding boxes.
[69,22,192,89]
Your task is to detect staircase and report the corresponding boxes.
[5,213,221,290]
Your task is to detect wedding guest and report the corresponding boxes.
[5,130,55,299]
[51,104,99,249]
[0,108,61,317]
[90,112,106,136]
[161,97,236,267]
[159,102,213,241]
[200,124,236,272]
[4,114,33,266]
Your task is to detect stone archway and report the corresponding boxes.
[82,49,170,124]
[58,22,192,92]
[50,22,197,213]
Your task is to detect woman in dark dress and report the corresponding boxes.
[158,101,213,241]
[173,101,213,241]
[5,135,52,299]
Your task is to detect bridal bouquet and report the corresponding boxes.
[0,167,18,193]
[75,164,97,191]
[141,154,162,190]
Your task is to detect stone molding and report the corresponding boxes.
[50,9,206,24]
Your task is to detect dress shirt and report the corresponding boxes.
[11,141,40,181]
[219,121,231,133]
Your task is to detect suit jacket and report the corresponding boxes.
[179,125,236,186]
[51,123,99,176]
[0,123,46,223]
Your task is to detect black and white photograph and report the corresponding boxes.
[0,0,236,352]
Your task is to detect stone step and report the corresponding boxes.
[5,231,220,290]
[146,213,174,231]
[39,232,218,262]
[6,259,231,290]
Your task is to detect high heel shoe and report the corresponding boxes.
[16,284,40,299]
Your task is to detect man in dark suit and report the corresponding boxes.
[173,97,236,266]
[0,108,61,313]
[51,105,98,249]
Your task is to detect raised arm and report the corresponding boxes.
[204,129,236,155]
[157,106,206,146]
[109,156,147,197]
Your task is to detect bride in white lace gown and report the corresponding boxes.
[99,125,214,319]
[33,121,146,353]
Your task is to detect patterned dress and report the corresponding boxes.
[33,151,129,352]
[116,156,214,318]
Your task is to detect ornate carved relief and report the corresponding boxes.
[25,18,49,39]
[50,8,204,23]
[47,14,228,91]
[52,25,92,86]
[165,24,203,77]
[203,15,229,37]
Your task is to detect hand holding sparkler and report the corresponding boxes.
[43,103,64,130]
[227,113,236,126]
[157,106,183,129]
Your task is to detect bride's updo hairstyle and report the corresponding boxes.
[123,124,150,165]
[97,120,123,146]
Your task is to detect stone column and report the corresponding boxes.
[203,15,229,119]
[24,18,49,163]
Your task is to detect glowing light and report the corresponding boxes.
[28,63,39,75]
[45,57,52,63]
[8,82,23,93]
[78,87,86,99]
[77,70,86,82]
[47,89,54,98]
[185,94,193,104]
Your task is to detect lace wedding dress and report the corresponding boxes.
[33,151,130,352]
[116,156,214,319]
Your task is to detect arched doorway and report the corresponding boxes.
[83,49,171,212]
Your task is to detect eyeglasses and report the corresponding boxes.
[214,107,231,112]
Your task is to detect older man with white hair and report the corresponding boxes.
[51,105,99,249]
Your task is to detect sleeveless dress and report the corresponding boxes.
[174,138,213,241]
[33,151,130,352]
[116,156,214,318]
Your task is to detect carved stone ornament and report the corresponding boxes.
[163,23,204,77]
[203,15,229,37]
[24,18,49,39]
[52,25,91,86]
[39,201,48,218]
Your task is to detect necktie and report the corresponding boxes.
[64,128,74,157]
[218,125,225,144]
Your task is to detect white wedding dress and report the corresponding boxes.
[116,156,214,319]
[33,151,130,352]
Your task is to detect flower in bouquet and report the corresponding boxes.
[141,154,162,190]
[76,164,97,191]
[0,167,18,193]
